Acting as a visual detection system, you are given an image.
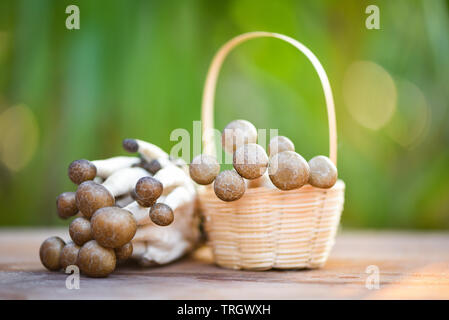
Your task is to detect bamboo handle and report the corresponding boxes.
[201,31,337,165]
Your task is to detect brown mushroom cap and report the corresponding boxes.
[75,181,115,219]
[150,203,174,226]
[221,120,258,154]
[268,136,295,156]
[233,143,268,180]
[68,159,97,185]
[213,170,246,202]
[69,217,93,246]
[114,242,133,261]
[145,159,162,175]
[56,192,78,219]
[308,155,338,189]
[59,242,80,270]
[189,154,220,185]
[77,240,116,277]
[39,236,65,271]
[134,176,163,207]
[268,151,310,190]
[122,138,138,153]
[91,207,137,248]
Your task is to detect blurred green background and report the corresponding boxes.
[0,0,448,228]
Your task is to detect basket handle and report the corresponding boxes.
[201,31,337,165]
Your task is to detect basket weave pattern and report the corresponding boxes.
[201,181,344,270]
[199,32,345,270]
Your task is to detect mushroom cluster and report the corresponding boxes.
[40,139,196,277]
[189,120,338,201]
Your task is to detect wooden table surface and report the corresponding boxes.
[0,228,448,300]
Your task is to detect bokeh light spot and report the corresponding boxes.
[386,80,430,148]
[0,105,39,171]
[343,61,397,130]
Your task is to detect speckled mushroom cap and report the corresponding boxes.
[213,170,246,202]
[134,176,163,207]
[268,151,310,190]
[189,154,220,185]
[59,242,80,270]
[144,159,162,175]
[56,192,78,219]
[39,236,65,271]
[150,203,174,226]
[77,240,116,278]
[91,207,137,248]
[308,155,338,189]
[75,181,115,219]
[115,242,133,261]
[69,217,93,246]
[268,136,295,156]
[221,120,258,154]
[68,159,97,185]
[122,139,139,153]
[233,143,268,180]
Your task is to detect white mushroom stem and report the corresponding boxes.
[126,196,167,226]
[153,165,192,194]
[92,156,141,179]
[131,241,147,258]
[134,139,169,162]
[93,176,104,184]
[115,193,134,208]
[102,167,149,197]
[164,186,195,212]
[123,201,149,225]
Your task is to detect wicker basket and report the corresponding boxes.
[199,32,345,270]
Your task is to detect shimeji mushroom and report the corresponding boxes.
[123,139,190,177]
[221,120,258,154]
[77,240,116,277]
[150,204,174,226]
[214,170,246,202]
[308,155,338,189]
[56,192,78,219]
[268,151,310,190]
[268,136,295,156]
[75,167,149,218]
[153,164,192,195]
[189,154,220,185]
[149,185,194,226]
[121,200,151,224]
[91,206,138,248]
[59,242,80,270]
[92,156,141,179]
[115,242,133,261]
[39,236,66,271]
[233,143,268,180]
[68,156,140,185]
[125,197,166,225]
[134,176,163,207]
[140,159,162,175]
[123,139,169,162]
[69,217,93,246]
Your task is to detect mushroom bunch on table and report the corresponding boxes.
[40,139,200,277]
[189,119,338,201]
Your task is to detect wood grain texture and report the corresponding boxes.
[0,228,448,299]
